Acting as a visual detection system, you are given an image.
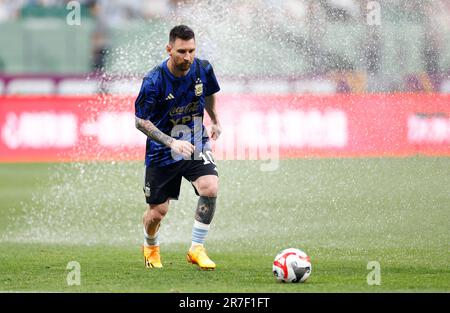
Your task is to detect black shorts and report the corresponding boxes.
[143,154,218,205]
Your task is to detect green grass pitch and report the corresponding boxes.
[0,158,449,292]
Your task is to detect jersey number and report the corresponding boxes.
[199,151,216,165]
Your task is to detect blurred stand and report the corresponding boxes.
[86,0,108,74]
[0,0,449,95]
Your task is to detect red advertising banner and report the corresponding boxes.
[0,94,449,162]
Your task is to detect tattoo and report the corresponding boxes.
[135,117,174,147]
[195,196,217,224]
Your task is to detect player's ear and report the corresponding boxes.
[166,44,172,56]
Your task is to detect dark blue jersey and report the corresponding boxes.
[135,58,220,167]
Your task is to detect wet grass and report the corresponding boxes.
[0,158,449,292]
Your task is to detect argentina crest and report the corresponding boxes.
[195,78,203,96]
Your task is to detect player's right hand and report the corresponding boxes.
[170,139,195,159]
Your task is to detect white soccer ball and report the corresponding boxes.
[272,248,312,283]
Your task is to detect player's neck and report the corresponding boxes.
[167,58,190,78]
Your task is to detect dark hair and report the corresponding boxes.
[169,25,195,43]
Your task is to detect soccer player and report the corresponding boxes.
[134,25,221,270]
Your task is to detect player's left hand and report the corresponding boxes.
[210,123,222,140]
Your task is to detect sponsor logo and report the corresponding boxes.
[169,101,200,116]
[408,113,450,143]
[1,112,77,149]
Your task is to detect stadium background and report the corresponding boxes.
[0,0,449,293]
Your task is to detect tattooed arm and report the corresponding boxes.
[135,116,174,147]
[135,117,194,158]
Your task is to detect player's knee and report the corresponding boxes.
[196,178,218,197]
[150,210,165,223]
[149,203,168,222]
[198,185,218,197]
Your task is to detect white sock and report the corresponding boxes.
[191,220,210,248]
[143,226,159,247]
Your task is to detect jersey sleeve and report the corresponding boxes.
[135,78,158,119]
[203,62,220,97]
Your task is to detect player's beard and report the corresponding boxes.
[177,61,191,71]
